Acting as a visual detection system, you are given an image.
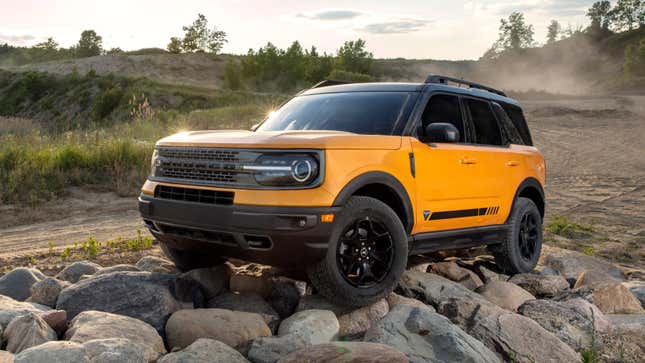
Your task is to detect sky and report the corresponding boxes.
[0,0,597,60]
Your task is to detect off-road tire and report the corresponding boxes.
[159,240,225,271]
[307,196,408,307]
[492,197,543,274]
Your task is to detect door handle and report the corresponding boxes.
[459,158,477,165]
[506,160,520,167]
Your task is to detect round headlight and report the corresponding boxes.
[249,153,320,187]
[292,159,313,182]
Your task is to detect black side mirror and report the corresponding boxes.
[424,123,460,143]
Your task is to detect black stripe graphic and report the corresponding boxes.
[428,206,499,220]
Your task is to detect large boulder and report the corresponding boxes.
[541,245,623,282]
[296,295,353,316]
[518,299,594,351]
[430,261,484,290]
[93,264,140,276]
[247,335,307,363]
[56,261,101,283]
[159,338,250,363]
[475,281,536,311]
[14,338,149,363]
[278,309,339,344]
[591,283,643,314]
[622,281,645,308]
[28,277,70,307]
[338,299,389,337]
[14,341,88,363]
[278,342,409,363]
[38,309,68,336]
[135,256,178,274]
[386,293,429,310]
[564,298,612,333]
[365,304,500,363]
[0,295,50,327]
[165,308,271,352]
[399,271,474,306]
[182,265,230,300]
[0,268,46,301]
[64,310,166,362]
[56,271,193,334]
[82,338,148,362]
[3,313,57,354]
[208,292,280,332]
[573,270,622,290]
[508,273,569,297]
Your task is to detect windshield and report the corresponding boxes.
[257,92,411,135]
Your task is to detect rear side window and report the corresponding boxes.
[421,94,465,142]
[465,99,502,146]
[501,103,533,145]
[491,102,524,145]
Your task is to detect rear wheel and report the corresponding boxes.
[491,197,543,274]
[307,196,408,307]
[159,240,225,271]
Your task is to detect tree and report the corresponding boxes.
[496,12,535,51]
[336,39,373,74]
[106,47,123,55]
[178,14,227,53]
[76,30,103,57]
[625,38,645,78]
[167,37,182,54]
[587,1,613,30]
[224,60,242,90]
[34,37,58,50]
[609,0,644,31]
[546,20,562,44]
[207,28,227,54]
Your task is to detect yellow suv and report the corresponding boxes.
[139,75,546,306]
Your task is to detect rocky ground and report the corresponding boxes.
[0,245,643,363]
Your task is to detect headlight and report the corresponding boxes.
[150,149,159,176]
[244,153,320,186]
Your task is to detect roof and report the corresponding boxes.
[300,81,520,107]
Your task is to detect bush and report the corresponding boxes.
[224,60,242,90]
[327,69,373,83]
[92,87,124,120]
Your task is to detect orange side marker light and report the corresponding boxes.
[321,214,335,223]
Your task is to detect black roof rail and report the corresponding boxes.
[425,74,507,97]
[311,80,352,88]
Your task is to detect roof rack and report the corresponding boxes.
[311,80,352,88]
[425,74,507,97]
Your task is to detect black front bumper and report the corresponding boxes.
[138,194,339,268]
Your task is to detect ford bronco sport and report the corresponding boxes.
[139,75,546,306]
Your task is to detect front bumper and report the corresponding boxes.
[138,194,340,268]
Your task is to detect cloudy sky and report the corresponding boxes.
[0,0,596,60]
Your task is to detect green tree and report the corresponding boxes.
[224,60,242,90]
[305,46,333,84]
[496,12,535,51]
[34,37,58,50]
[625,38,645,78]
[587,1,613,30]
[75,30,103,57]
[207,28,227,54]
[336,39,373,74]
[546,20,562,44]
[106,47,123,55]
[179,14,227,53]
[167,37,182,54]
[610,0,644,31]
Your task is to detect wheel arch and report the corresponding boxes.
[508,177,545,222]
[332,171,414,234]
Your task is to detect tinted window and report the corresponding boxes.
[421,94,465,142]
[501,103,533,145]
[491,102,524,145]
[466,99,502,145]
[257,92,410,135]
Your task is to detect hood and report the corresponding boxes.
[156,130,402,150]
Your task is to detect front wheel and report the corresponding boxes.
[307,196,408,307]
[491,197,543,274]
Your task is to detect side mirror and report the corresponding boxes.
[250,124,260,131]
[424,123,460,143]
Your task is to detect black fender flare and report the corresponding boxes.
[507,177,545,222]
[332,171,414,233]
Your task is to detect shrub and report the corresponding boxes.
[92,87,124,120]
[327,69,374,83]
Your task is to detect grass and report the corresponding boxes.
[546,215,594,239]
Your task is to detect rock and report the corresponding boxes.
[3,313,57,354]
[0,268,46,301]
[606,313,645,329]
[267,279,302,319]
[14,341,88,363]
[478,265,509,283]
[278,309,339,344]
[93,264,140,276]
[541,245,623,282]
[0,295,50,327]
[279,342,409,363]
[230,264,279,298]
[536,265,558,276]
[28,277,70,307]
[622,281,645,308]
[166,309,271,352]
[338,299,389,337]
[0,351,13,363]
[247,335,307,363]
[518,299,594,351]
[135,256,178,274]
[365,304,500,363]
[398,270,474,306]
[159,338,249,363]
[208,292,280,331]
[564,298,612,333]
[430,261,484,290]
[56,261,101,283]
[573,270,623,290]
[508,273,569,297]
[37,310,67,336]
[386,293,430,310]
[82,338,147,362]
[592,283,643,314]
[475,281,536,311]
[295,295,353,316]
[65,310,166,362]
[56,271,190,334]
[182,265,230,300]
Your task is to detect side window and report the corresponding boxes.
[491,102,524,145]
[465,99,502,146]
[501,103,533,145]
[420,94,465,142]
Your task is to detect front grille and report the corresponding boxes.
[155,185,234,205]
[158,148,240,162]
